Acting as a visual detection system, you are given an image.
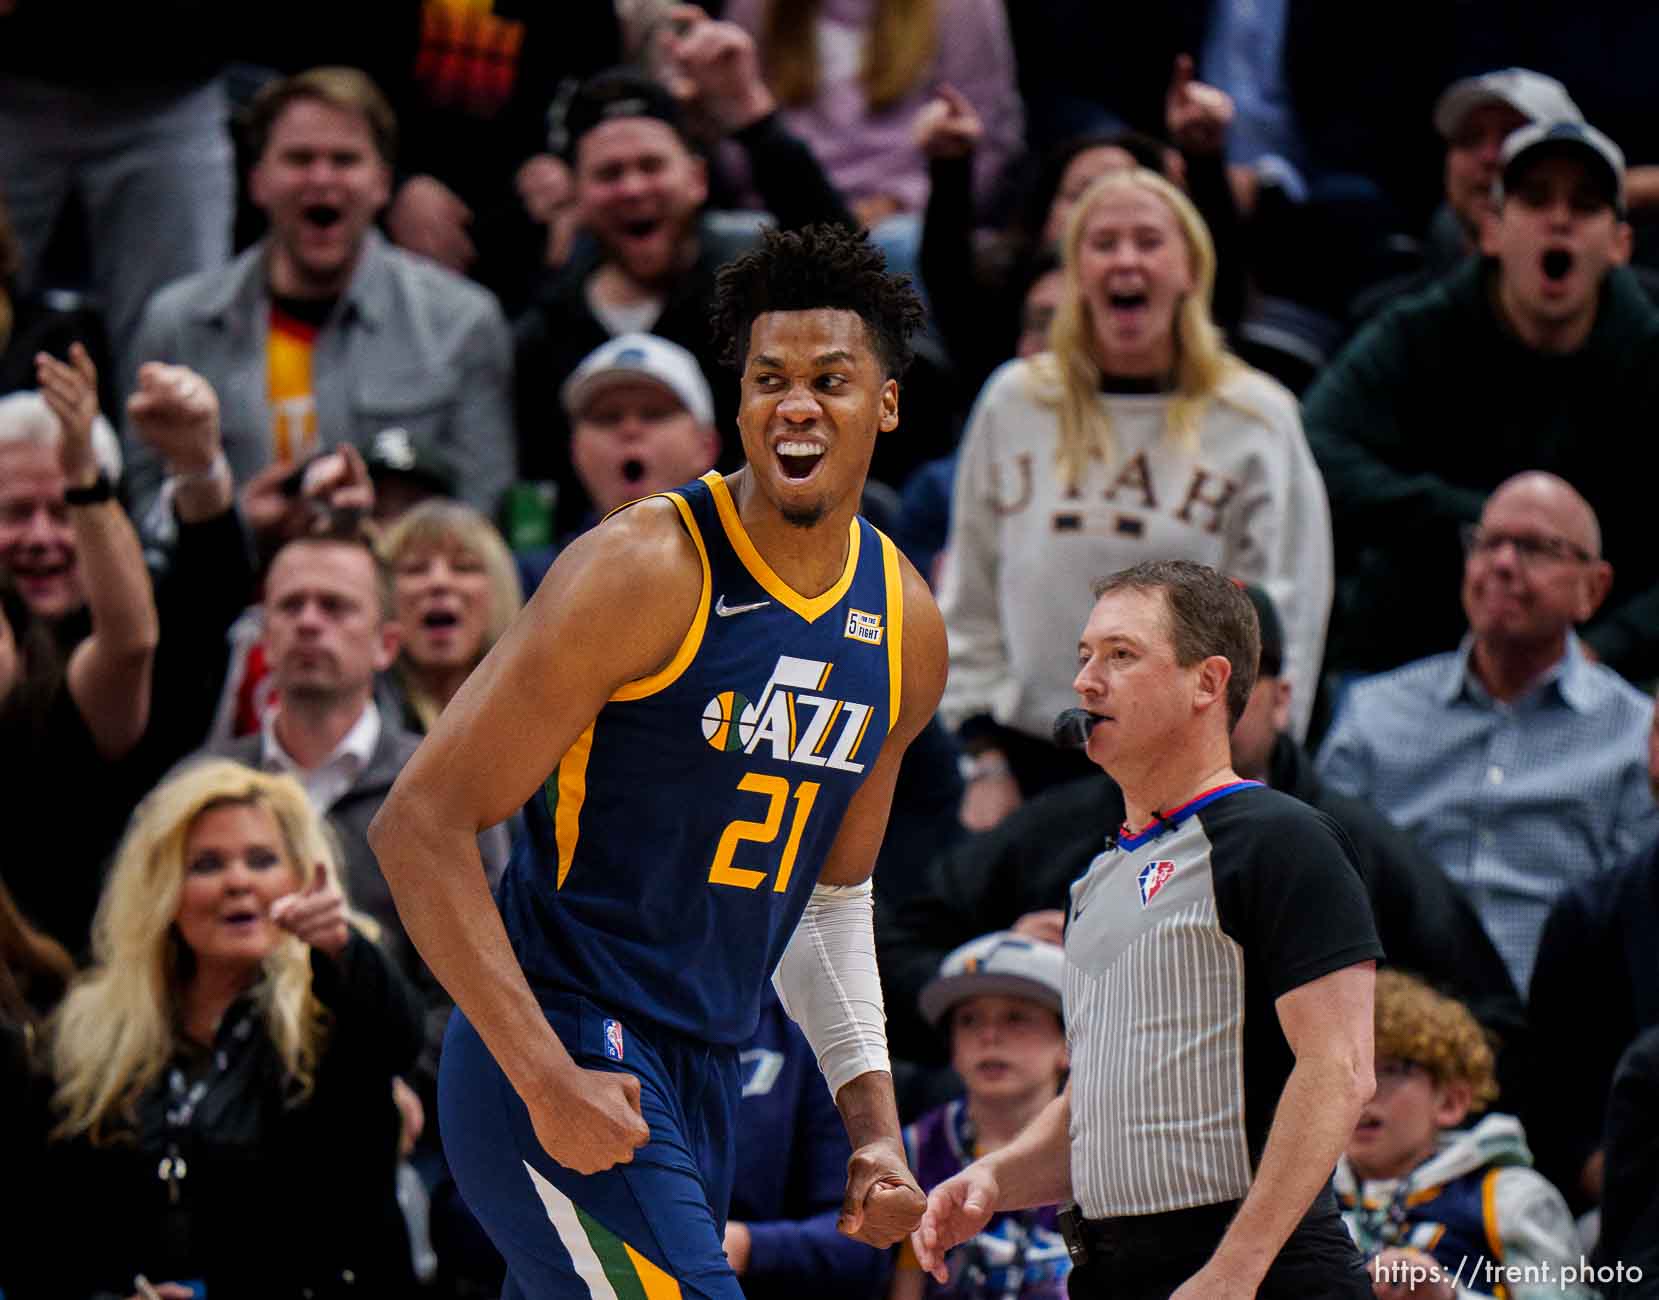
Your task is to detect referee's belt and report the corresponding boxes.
[1058,1199,1240,1266]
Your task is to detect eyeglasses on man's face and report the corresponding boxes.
[1459,524,1593,568]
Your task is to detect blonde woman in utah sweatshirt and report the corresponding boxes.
[939,167,1331,829]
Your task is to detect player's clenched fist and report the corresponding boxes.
[530,1066,650,1174]
[838,1138,928,1247]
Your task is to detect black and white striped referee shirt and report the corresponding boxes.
[1064,780,1383,1219]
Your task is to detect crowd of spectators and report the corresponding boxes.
[5,1,1659,1296]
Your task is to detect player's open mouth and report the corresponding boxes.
[775,440,825,481]
[622,457,646,484]
[620,217,663,242]
[1108,291,1149,310]
[303,204,343,229]
[1541,248,1574,281]
[421,610,460,629]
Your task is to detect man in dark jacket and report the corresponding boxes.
[1527,695,1659,1214]
[512,24,856,533]
[1305,119,1659,677]
[1595,1026,1659,1294]
[878,587,1526,1111]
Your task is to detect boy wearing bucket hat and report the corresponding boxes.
[891,933,1071,1300]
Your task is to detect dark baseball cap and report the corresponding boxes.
[1499,119,1626,215]
[360,426,456,496]
[559,68,687,164]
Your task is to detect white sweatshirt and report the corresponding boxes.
[938,357,1333,741]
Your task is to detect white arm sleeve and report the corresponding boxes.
[771,879,889,1098]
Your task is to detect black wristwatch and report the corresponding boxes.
[63,471,114,506]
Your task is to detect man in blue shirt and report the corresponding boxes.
[1318,471,1659,991]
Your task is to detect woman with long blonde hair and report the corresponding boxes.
[26,759,423,1298]
[938,168,1333,829]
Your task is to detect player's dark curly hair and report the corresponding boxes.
[712,224,926,379]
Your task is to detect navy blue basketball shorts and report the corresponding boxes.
[440,991,744,1299]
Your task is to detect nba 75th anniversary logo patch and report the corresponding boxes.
[1137,859,1176,907]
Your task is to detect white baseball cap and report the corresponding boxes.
[561,333,715,427]
[918,931,1066,1027]
[1433,68,1581,140]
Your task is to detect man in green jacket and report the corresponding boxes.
[1305,120,1659,677]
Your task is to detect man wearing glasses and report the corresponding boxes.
[1317,471,1659,993]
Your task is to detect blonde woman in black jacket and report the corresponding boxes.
[21,760,423,1300]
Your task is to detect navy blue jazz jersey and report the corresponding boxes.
[497,471,904,1046]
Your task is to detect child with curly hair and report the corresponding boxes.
[1337,970,1592,1300]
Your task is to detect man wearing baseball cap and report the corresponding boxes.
[1305,103,1659,680]
[1348,68,1585,324]
[512,7,855,534]
[1498,118,1627,214]
[1433,68,1582,249]
[562,333,720,522]
[510,332,722,594]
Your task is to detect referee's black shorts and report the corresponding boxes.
[1064,1193,1371,1299]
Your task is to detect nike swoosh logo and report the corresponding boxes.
[714,595,772,618]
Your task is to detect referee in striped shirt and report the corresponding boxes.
[914,560,1382,1298]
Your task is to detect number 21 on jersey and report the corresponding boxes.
[708,774,821,893]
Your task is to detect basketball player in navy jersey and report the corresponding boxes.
[370,223,947,1297]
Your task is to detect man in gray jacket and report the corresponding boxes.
[200,520,507,1084]
[124,67,515,544]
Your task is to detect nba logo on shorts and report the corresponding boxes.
[603,1018,625,1061]
[1138,859,1176,907]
